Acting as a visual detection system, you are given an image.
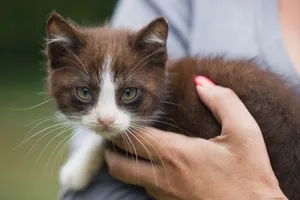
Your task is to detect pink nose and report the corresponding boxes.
[97,116,115,127]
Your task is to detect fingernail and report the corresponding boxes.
[194,76,215,87]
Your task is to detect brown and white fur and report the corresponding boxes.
[45,12,300,199]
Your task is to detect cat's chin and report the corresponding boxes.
[90,127,122,139]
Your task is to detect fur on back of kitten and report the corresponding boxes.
[46,12,300,199]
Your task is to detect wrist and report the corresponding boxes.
[254,187,288,200]
[238,181,287,200]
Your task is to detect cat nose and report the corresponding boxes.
[97,115,115,126]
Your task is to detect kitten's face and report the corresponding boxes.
[46,12,168,138]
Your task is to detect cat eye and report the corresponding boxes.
[121,88,138,101]
[76,87,92,101]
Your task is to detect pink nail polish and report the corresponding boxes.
[194,76,215,87]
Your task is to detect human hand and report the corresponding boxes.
[105,76,287,200]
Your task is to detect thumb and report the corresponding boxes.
[194,76,261,139]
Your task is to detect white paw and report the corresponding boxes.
[60,162,94,191]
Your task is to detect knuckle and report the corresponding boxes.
[155,178,177,197]
[164,145,190,171]
[161,145,177,165]
[223,120,256,136]
[220,88,236,100]
[160,138,178,160]
[236,118,260,134]
[215,88,238,111]
[155,177,168,191]
[239,122,257,132]
[211,87,236,106]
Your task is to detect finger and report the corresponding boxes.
[145,188,166,200]
[195,76,261,138]
[112,127,186,161]
[105,150,162,188]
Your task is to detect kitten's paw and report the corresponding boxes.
[60,162,94,191]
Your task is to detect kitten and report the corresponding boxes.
[45,12,300,199]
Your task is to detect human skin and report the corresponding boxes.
[105,76,288,200]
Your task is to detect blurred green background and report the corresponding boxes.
[1,1,116,199]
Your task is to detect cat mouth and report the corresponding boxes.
[95,126,113,132]
[99,125,112,131]
[91,125,121,138]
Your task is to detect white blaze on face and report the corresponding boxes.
[82,54,130,137]
[98,55,117,120]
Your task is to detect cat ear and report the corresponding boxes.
[135,17,169,67]
[46,12,83,69]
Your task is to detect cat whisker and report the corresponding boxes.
[56,136,74,165]
[24,116,60,140]
[24,115,56,127]
[126,57,156,81]
[57,42,90,77]
[123,129,139,175]
[129,125,170,185]
[36,91,48,96]
[130,123,192,168]
[53,133,78,174]
[50,66,90,80]
[48,127,82,175]
[131,119,193,137]
[45,131,73,174]
[48,135,72,175]
[67,115,84,119]
[119,131,130,158]
[14,99,53,111]
[126,128,158,187]
[120,130,140,179]
[146,74,167,82]
[25,125,67,159]
[161,100,191,118]
[123,129,141,183]
[125,47,164,81]
[130,117,156,125]
[33,126,73,168]
[13,122,68,150]
[143,126,193,165]
[129,124,174,158]
[132,115,177,124]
